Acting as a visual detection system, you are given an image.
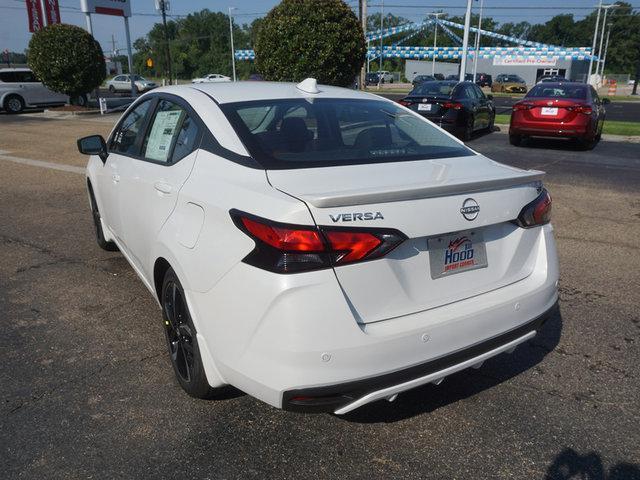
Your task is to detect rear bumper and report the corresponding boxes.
[284,300,557,414]
[190,225,559,413]
[510,119,590,138]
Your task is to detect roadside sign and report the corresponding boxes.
[25,0,44,32]
[44,0,61,25]
[80,0,131,17]
[146,58,153,68]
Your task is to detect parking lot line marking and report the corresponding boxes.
[0,151,84,175]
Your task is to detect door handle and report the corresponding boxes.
[112,174,120,183]
[154,181,173,194]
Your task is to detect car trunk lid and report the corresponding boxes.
[267,155,545,324]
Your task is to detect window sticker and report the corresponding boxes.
[145,110,184,162]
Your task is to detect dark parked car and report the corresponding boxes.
[537,75,568,83]
[445,74,459,80]
[412,74,436,88]
[398,80,496,140]
[433,73,445,80]
[509,82,608,150]
[365,72,380,86]
[465,73,492,87]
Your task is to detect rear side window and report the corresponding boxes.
[141,100,200,163]
[110,100,152,155]
[221,98,472,169]
[0,72,17,82]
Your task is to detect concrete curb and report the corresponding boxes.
[42,109,102,118]
[493,124,640,143]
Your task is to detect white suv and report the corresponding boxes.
[77,79,559,414]
[0,68,68,113]
[377,70,394,83]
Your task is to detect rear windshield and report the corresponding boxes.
[504,75,524,83]
[527,84,588,99]
[221,98,472,169]
[411,81,456,97]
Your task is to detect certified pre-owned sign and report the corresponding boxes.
[80,0,131,17]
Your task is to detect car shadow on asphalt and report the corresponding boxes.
[518,137,587,151]
[544,448,640,480]
[340,305,563,424]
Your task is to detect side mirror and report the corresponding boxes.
[486,94,494,100]
[77,135,108,163]
[602,97,611,104]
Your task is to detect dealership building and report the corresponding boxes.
[405,55,591,86]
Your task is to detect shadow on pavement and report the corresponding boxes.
[545,448,640,480]
[341,305,563,423]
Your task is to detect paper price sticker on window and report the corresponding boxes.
[145,110,183,162]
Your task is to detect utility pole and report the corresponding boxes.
[159,0,173,85]
[111,35,117,57]
[359,0,367,90]
[459,0,473,82]
[229,7,237,81]
[39,0,48,27]
[472,0,484,83]
[588,0,603,85]
[431,13,444,76]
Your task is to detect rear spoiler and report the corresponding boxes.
[296,170,545,208]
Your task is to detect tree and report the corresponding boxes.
[254,0,366,86]
[28,24,106,101]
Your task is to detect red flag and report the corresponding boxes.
[25,0,44,32]
[44,0,61,25]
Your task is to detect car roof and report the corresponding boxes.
[163,80,382,104]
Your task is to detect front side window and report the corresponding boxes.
[222,98,472,169]
[141,100,199,163]
[110,100,152,155]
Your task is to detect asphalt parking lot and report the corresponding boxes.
[1,113,639,479]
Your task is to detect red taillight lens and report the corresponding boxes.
[442,101,463,110]
[513,102,534,111]
[398,99,412,107]
[323,231,382,264]
[567,105,592,115]
[232,211,406,273]
[514,189,552,228]
[241,217,324,251]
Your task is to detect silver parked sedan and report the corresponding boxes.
[106,75,157,94]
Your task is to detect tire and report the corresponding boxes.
[88,186,118,252]
[461,115,474,141]
[576,136,597,151]
[390,78,394,83]
[108,85,115,93]
[71,94,87,107]
[4,94,24,113]
[486,112,495,132]
[161,268,217,399]
[509,134,522,146]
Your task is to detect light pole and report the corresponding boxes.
[379,0,384,73]
[431,13,444,76]
[597,4,618,80]
[600,25,611,79]
[459,0,473,82]
[472,0,484,83]
[588,0,603,85]
[228,7,237,81]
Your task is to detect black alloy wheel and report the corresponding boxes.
[462,115,474,141]
[161,268,216,399]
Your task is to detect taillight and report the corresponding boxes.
[513,189,552,228]
[513,102,534,111]
[398,99,412,107]
[442,101,463,110]
[567,105,593,115]
[231,210,406,273]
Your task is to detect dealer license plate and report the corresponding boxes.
[418,103,432,111]
[541,107,558,116]
[428,230,488,279]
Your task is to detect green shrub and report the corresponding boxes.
[28,24,106,99]
[254,0,366,87]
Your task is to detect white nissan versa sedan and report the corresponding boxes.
[77,79,559,414]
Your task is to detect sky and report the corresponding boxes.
[1,0,639,55]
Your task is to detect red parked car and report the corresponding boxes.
[509,82,609,150]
